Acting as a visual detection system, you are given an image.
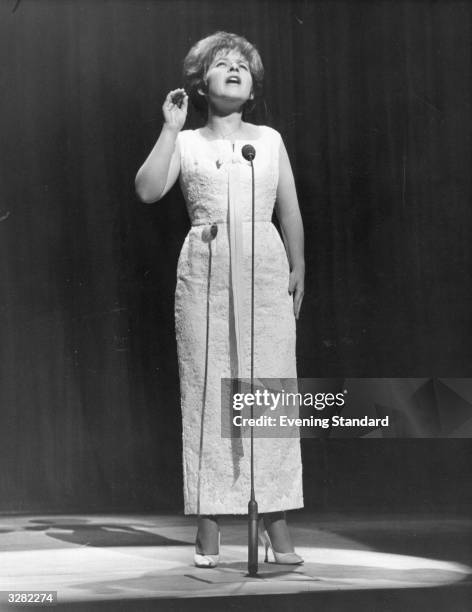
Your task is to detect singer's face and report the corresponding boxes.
[203,50,254,108]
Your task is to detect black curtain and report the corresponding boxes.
[0,0,471,513]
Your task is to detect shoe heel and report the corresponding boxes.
[258,525,304,565]
[258,526,271,563]
[262,536,269,563]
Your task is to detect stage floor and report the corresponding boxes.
[0,511,471,611]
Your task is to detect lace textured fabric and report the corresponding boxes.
[175,126,304,514]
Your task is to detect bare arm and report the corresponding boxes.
[275,137,305,319]
[135,89,188,203]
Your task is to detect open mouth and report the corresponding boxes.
[226,76,241,84]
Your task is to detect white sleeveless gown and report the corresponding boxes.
[174,126,304,515]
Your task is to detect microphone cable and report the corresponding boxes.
[196,223,218,515]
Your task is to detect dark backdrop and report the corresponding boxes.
[1,0,471,513]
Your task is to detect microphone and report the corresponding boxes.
[241,144,256,161]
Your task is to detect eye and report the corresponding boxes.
[239,63,249,71]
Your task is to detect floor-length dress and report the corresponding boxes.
[175,125,304,515]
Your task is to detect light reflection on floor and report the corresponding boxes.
[0,515,470,603]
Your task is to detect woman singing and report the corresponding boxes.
[135,32,305,567]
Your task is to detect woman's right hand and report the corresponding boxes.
[162,88,188,132]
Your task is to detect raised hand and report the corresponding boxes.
[162,88,188,132]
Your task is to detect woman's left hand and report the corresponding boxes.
[288,266,305,320]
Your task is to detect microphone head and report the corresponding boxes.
[241,144,256,161]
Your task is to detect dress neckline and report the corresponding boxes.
[194,125,265,143]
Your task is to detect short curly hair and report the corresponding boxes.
[183,31,264,114]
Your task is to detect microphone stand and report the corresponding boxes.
[242,145,259,577]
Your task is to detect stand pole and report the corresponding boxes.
[244,147,259,577]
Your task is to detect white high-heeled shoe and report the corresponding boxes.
[259,525,304,565]
[194,531,220,568]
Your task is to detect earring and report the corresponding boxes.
[198,79,208,97]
